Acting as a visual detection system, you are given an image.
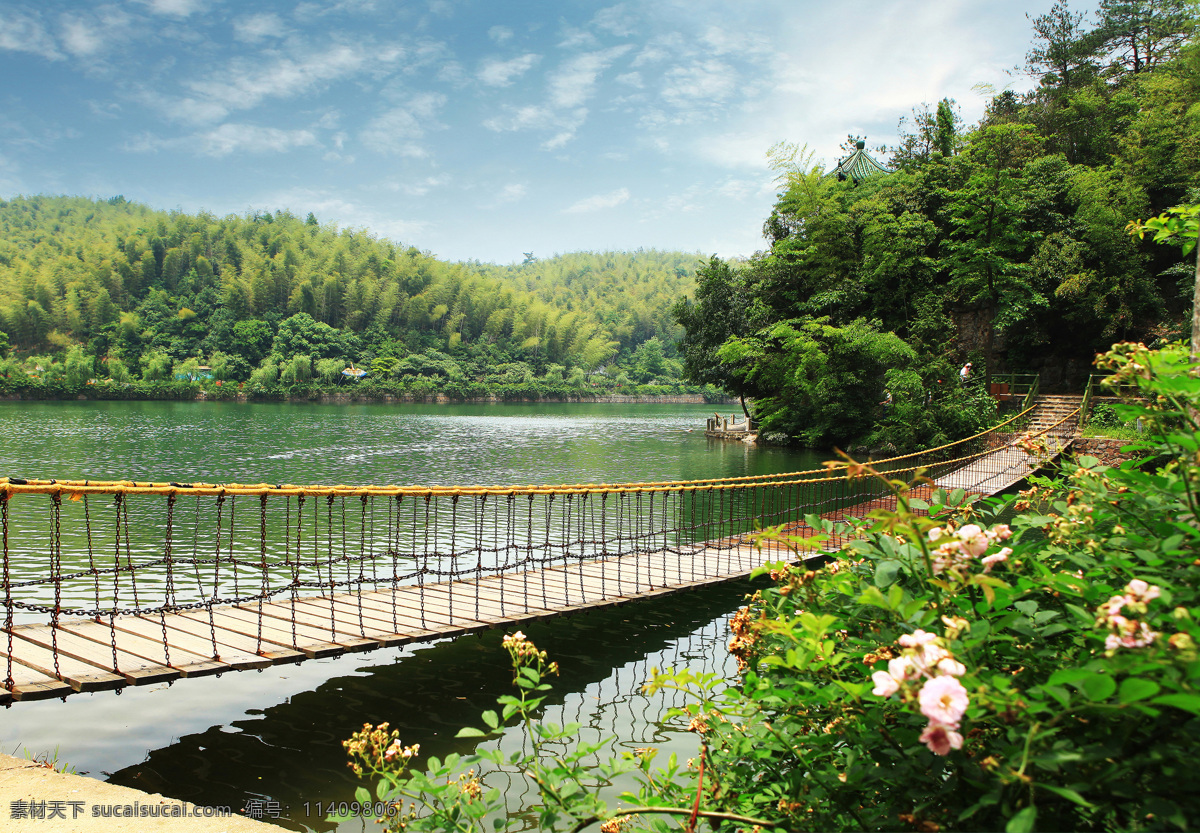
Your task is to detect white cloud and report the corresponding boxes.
[59,17,105,57]
[139,0,206,17]
[175,43,391,123]
[548,45,633,109]
[127,124,319,156]
[360,93,446,155]
[480,182,527,208]
[201,124,317,156]
[488,25,513,44]
[542,130,575,150]
[390,174,450,197]
[557,25,597,50]
[0,11,62,60]
[660,59,738,108]
[233,13,288,43]
[563,187,629,214]
[496,183,527,203]
[591,4,637,37]
[483,104,553,132]
[616,71,643,88]
[478,53,540,88]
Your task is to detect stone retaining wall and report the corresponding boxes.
[1072,437,1141,466]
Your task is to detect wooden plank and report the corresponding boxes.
[151,610,304,665]
[126,615,273,672]
[450,574,577,613]
[415,576,558,620]
[449,577,563,620]
[33,621,181,686]
[287,597,414,647]
[382,584,501,624]
[352,588,490,635]
[175,607,345,660]
[0,651,73,693]
[235,600,378,653]
[399,584,510,625]
[4,627,126,692]
[11,679,74,701]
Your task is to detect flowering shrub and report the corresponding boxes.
[345,342,1199,832]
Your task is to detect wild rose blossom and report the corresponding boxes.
[918,676,969,727]
[869,626,973,755]
[927,523,1013,577]
[919,721,964,756]
[1096,577,1162,653]
[871,671,900,697]
[981,547,1011,572]
[957,524,990,557]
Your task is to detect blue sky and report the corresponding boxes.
[0,0,1051,264]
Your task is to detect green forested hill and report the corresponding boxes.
[0,196,701,393]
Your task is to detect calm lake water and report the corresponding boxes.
[0,400,820,830]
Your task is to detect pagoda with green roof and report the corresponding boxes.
[827,139,893,184]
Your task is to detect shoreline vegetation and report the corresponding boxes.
[0,375,727,405]
[0,376,720,405]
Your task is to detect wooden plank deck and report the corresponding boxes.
[0,542,785,703]
[934,439,1072,495]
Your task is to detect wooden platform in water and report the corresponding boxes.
[0,540,796,704]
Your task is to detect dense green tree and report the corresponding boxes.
[672,257,757,415]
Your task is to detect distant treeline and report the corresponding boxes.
[0,196,702,394]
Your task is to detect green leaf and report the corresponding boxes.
[909,498,930,510]
[355,786,371,805]
[481,709,500,729]
[1041,684,1071,708]
[949,488,966,506]
[456,727,488,738]
[1037,783,1094,808]
[1118,678,1161,704]
[1081,673,1116,702]
[875,559,902,587]
[1151,693,1200,714]
[1006,805,1037,833]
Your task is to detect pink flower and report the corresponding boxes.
[888,655,920,683]
[1125,579,1160,602]
[1107,619,1159,650]
[928,526,944,542]
[936,657,966,677]
[898,630,939,648]
[991,524,1012,540]
[918,676,969,727]
[957,524,989,558]
[871,671,900,698]
[1098,595,1127,619]
[915,642,950,674]
[919,721,964,756]
[981,548,1011,572]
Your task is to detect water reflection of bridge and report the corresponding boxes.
[0,400,1078,704]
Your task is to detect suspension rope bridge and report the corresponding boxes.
[0,402,1080,704]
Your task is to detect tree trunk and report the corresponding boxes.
[739,393,751,420]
